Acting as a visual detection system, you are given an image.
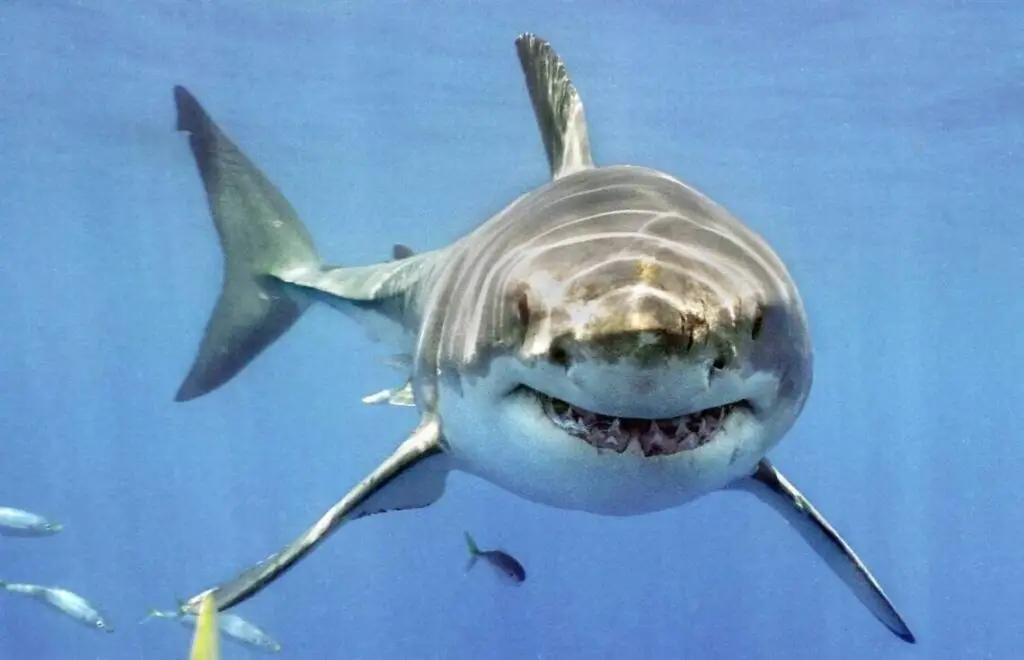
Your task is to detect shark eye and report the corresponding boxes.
[549,342,570,368]
[516,291,531,328]
[751,306,765,339]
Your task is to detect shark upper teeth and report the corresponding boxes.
[539,391,742,457]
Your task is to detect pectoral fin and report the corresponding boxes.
[181,417,448,614]
[728,459,915,644]
[362,382,415,407]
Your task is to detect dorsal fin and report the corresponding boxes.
[514,34,594,179]
[392,244,414,260]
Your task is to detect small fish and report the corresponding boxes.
[0,507,63,537]
[0,580,113,632]
[189,591,219,660]
[143,604,281,653]
[464,532,526,584]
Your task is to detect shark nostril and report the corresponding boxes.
[549,341,571,369]
[684,325,695,352]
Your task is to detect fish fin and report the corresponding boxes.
[189,591,219,660]
[387,383,415,406]
[392,244,415,260]
[728,459,916,644]
[171,86,431,401]
[383,354,413,371]
[171,85,316,402]
[138,608,161,624]
[464,532,480,572]
[180,418,449,613]
[464,531,480,556]
[514,34,594,179]
[361,382,414,407]
[361,389,393,405]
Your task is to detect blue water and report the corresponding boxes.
[1,1,1021,658]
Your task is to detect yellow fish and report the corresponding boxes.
[188,591,219,660]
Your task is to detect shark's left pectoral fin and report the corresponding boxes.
[181,417,448,615]
[729,459,916,644]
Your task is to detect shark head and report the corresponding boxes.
[437,167,812,514]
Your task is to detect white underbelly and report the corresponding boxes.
[437,384,777,516]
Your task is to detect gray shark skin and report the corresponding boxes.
[168,34,915,644]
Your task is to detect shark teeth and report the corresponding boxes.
[539,394,745,457]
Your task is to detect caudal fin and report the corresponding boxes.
[464,532,480,572]
[171,86,322,402]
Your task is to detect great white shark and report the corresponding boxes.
[168,34,915,643]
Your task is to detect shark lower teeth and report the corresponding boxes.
[540,395,742,457]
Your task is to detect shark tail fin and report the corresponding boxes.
[171,85,322,402]
[464,532,480,572]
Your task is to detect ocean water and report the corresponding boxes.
[1,1,1021,658]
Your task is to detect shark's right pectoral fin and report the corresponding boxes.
[181,417,448,615]
[172,86,430,401]
[728,459,916,644]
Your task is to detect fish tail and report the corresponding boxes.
[464,532,480,572]
[170,85,322,403]
[139,609,160,624]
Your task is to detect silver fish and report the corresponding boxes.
[0,581,112,632]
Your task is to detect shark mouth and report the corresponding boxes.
[533,390,751,457]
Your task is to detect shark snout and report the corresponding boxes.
[546,289,725,369]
